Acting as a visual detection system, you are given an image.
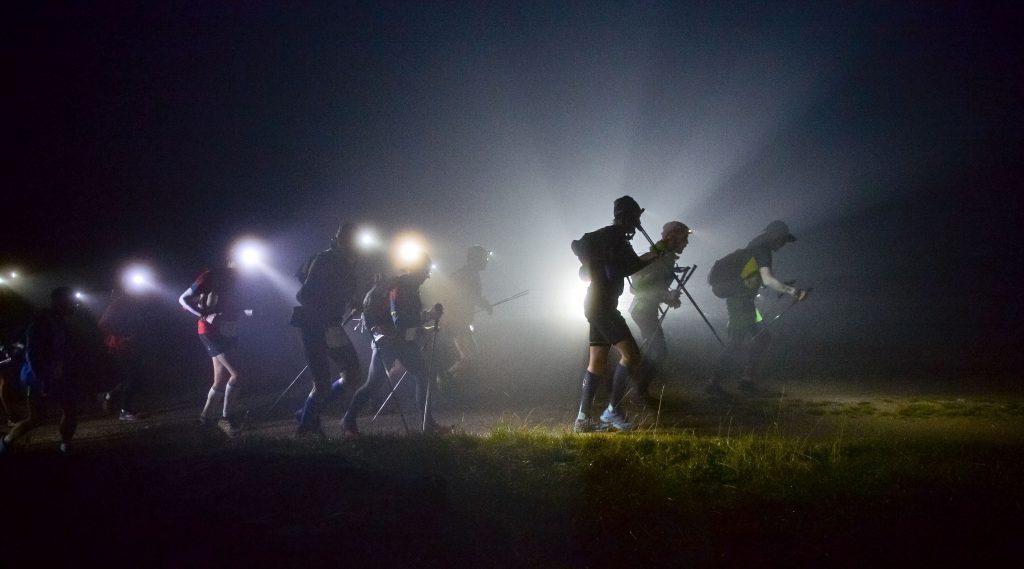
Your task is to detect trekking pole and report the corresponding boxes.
[636,270,687,355]
[678,284,725,347]
[631,266,693,400]
[476,290,529,313]
[370,350,410,434]
[423,303,442,433]
[262,365,308,416]
[636,225,725,346]
[753,288,812,339]
[340,307,360,326]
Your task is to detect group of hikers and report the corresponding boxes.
[0,195,808,453]
[571,196,808,433]
[175,223,497,440]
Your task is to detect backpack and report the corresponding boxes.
[707,248,757,298]
[295,253,318,284]
[571,230,605,282]
[361,276,394,331]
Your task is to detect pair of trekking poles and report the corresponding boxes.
[633,224,724,349]
[633,222,810,354]
[259,306,443,434]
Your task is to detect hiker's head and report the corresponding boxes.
[613,195,644,233]
[764,220,796,250]
[331,223,358,250]
[662,221,692,254]
[749,220,797,251]
[466,245,489,270]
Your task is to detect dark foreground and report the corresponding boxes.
[3,392,1023,568]
[3,319,1023,567]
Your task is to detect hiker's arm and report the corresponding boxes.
[758,267,799,297]
[178,287,203,317]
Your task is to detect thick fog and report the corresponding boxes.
[5,2,1021,385]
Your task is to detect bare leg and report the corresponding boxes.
[58,400,78,444]
[200,358,227,420]
[3,391,45,446]
[215,353,242,418]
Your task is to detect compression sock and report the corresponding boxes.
[223,383,241,418]
[298,393,320,428]
[577,371,601,420]
[610,363,630,410]
[201,387,225,419]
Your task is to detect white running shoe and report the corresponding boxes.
[598,407,634,432]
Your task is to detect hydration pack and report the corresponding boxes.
[571,230,605,282]
[708,248,757,298]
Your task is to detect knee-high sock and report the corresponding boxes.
[577,371,601,419]
[326,369,355,403]
[298,392,322,427]
[223,383,241,418]
[202,387,225,419]
[610,364,630,410]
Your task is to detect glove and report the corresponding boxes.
[662,289,682,308]
[650,240,669,256]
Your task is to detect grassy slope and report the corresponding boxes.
[3,401,1023,568]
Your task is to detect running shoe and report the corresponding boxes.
[218,416,243,438]
[573,417,597,433]
[598,407,634,432]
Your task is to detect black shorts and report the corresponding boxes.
[199,332,237,358]
[300,325,360,373]
[587,309,633,347]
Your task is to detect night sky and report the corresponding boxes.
[5,1,1022,362]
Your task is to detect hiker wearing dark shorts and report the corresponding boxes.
[571,196,667,433]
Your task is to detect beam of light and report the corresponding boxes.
[1,270,21,287]
[231,237,268,271]
[258,263,302,304]
[551,269,636,326]
[227,237,300,302]
[561,276,590,323]
[74,291,85,300]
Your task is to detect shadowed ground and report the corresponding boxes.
[2,317,1022,567]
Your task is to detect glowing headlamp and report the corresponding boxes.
[122,264,156,295]
[231,237,267,271]
[357,228,380,250]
